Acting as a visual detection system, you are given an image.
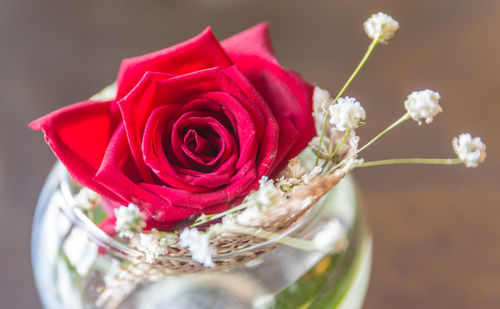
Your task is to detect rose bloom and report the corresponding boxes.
[30,23,315,231]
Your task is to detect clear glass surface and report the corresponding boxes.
[32,162,372,309]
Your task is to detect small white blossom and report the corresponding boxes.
[73,187,99,211]
[179,228,214,267]
[312,87,333,129]
[313,219,346,252]
[236,205,262,225]
[114,203,146,238]
[404,89,442,125]
[276,176,301,194]
[236,177,283,225]
[452,133,487,167]
[221,213,237,227]
[329,97,366,131]
[313,86,332,112]
[133,230,170,263]
[249,176,281,207]
[308,136,331,159]
[363,12,399,42]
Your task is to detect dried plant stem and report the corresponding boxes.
[315,35,381,165]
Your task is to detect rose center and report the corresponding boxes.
[184,129,219,160]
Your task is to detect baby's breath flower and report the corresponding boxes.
[328,97,366,131]
[73,187,99,211]
[249,176,281,207]
[452,133,487,167]
[313,219,346,252]
[313,86,332,112]
[404,89,442,125]
[134,230,170,263]
[236,177,282,225]
[309,136,331,159]
[236,205,262,226]
[179,228,214,267]
[114,203,145,238]
[363,12,399,42]
[276,176,301,194]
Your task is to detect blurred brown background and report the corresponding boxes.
[1,0,499,308]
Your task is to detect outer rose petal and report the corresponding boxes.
[221,22,279,64]
[222,23,316,173]
[116,27,233,99]
[139,160,257,215]
[28,100,125,204]
[98,216,117,237]
[93,124,195,222]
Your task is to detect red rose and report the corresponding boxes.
[30,23,315,230]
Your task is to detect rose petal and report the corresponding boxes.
[171,112,236,171]
[221,66,279,176]
[93,124,172,218]
[117,71,174,183]
[139,160,257,216]
[197,92,259,169]
[28,100,125,203]
[142,105,217,192]
[221,22,278,64]
[143,106,238,190]
[183,129,217,161]
[222,24,316,173]
[116,27,233,98]
[98,216,117,237]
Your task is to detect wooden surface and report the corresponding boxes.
[1,0,499,308]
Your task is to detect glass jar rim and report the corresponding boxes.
[51,161,352,262]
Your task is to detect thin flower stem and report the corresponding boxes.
[332,36,381,105]
[223,226,316,251]
[327,113,411,174]
[190,201,254,228]
[322,129,351,169]
[315,36,381,165]
[357,112,411,154]
[355,158,462,168]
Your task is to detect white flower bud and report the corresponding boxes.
[452,133,487,167]
[328,97,366,131]
[179,228,214,267]
[236,205,262,226]
[114,203,145,238]
[363,12,399,42]
[73,187,99,211]
[404,89,442,125]
[133,230,170,263]
[252,176,281,207]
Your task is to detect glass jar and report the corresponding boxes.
[31,162,372,309]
